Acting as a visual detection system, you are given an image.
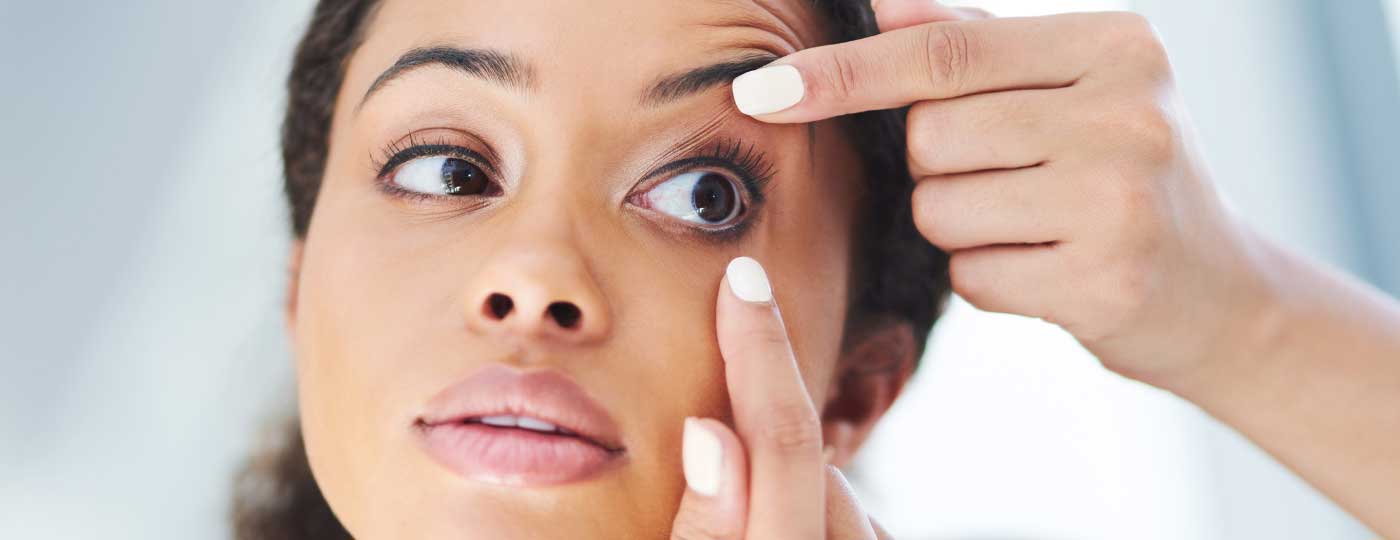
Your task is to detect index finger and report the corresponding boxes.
[731,15,1095,122]
[716,256,825,539]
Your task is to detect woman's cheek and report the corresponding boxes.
[292,183,450,531]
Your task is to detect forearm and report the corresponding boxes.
[1160,231,1400,537]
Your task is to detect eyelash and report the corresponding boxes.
[642,138,775,204]
[368,135,777,240]
[633,138,774,242]
[369,134,499,203]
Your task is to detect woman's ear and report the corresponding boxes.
[820,320,919,468]
[284,240,304,340]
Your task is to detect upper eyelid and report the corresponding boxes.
[374,143,501,179]
[372,128,505,176]
[638,139,776,196]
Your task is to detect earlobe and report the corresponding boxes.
[284,240,305,340]
[819,320,919,468]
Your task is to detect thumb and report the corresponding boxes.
[872,0,980,32]
[670,418,750,540]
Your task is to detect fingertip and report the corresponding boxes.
[725,256,773,304]
[673,417,750,539]
[682,417,724,497]
[681,418,750,516]
[731,64,805,117]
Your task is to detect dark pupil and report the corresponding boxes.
[440,158,488,195]
[691,173,737,223]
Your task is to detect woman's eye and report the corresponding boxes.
[641,170,743,227]
[389,156,493,196]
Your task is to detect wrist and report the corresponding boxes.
[1144,223,1295,401]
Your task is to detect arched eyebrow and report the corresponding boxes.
[357,46,779,112]
[358,46,535,111]
[640,52,779,107]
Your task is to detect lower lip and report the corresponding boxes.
[418,423,623,486]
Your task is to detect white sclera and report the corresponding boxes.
[393,156,450,195]
[646,170,739,225]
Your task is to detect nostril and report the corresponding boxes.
[485,293,514,320]
[547,301,582,329]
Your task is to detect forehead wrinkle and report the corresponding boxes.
[699,0,823,52]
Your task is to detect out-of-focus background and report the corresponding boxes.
[2,0,1397,538]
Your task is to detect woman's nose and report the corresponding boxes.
[463,249,611,345]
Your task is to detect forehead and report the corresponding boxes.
[352,0,828,100]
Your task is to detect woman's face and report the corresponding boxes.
[291,0,870,537]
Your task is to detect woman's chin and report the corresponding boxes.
[377,474,678,540]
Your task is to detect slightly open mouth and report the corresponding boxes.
[422,414,624,454]
[466,414,581,436]
[416,414,627,486]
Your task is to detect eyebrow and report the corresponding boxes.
[640,52,779,107]
[359,46,779,112]
[359,46,534,110]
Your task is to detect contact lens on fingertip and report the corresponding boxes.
[682,418,722,497]
[726,256,773,304]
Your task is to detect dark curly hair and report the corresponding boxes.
[235,1,950,537]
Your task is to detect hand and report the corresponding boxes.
[669,257,891,540]
[733,3,1400,535]
[732,1,1277,385]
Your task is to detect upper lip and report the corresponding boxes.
[416,365,625,452]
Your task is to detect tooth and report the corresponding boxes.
[516,417,557,432]
[480,415,518,427]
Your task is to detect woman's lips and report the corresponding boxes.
[415,365,626,486]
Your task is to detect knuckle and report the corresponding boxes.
[905,102,945,174]
[1125,103,1178,165]
[1097,256,1153,327]
[1100,172,1155,235]
[910,181,949,246]
[1101,11,1154,43]
[758,400,822,456]
[1088,202,1161,325]
[1119,257,1155,307]
[1101,12,1169,68]
[815,49,864,104]
[921,23,975,93]
[948,253,989,305]
[737,321,792,350]
[1104,160,1145,203]
[1092,96,1178,167]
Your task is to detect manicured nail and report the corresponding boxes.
[731,64,804,116]
[683,418,723,497]
[726,256,773,304]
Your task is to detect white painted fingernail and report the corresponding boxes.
[683,418,722,497]
[731,64,804,116]
[726,256,773,304]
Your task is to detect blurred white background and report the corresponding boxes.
[2,1,1397,538]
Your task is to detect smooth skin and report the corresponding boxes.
[290,1,906,537]
[671,1,1400,538]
